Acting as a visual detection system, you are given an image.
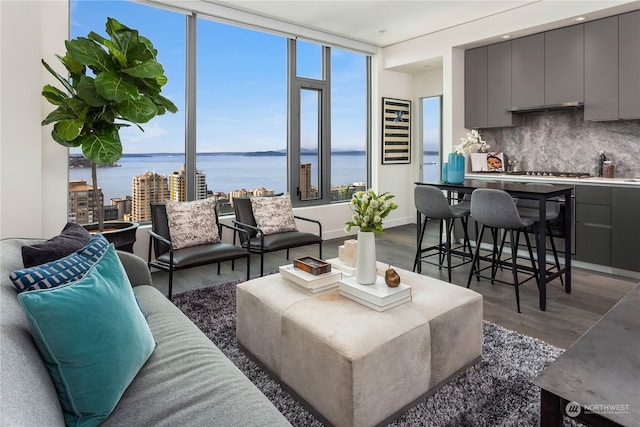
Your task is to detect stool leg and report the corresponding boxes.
[467,224,486,288]
[438,219,445,268]
[523,229,540,286]
[547,221,564,287]
[510,229,521,313]
[490,228,499,284]
[413,216,429,273]
[445,218,453,283]
[461,216,473,259]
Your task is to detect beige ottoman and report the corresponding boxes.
[236,263,482,427]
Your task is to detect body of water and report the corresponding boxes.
[69,153,441,202]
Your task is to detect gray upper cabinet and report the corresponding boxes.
[464,46,488,129]
[585,16,619,121]
[511,33,544,108]
[619,10,640,119]
[545,24,584,105]
[487,41,521,127]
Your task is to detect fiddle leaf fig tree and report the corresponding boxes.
[41,17,177,230]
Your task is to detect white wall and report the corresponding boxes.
[0,0,69,239]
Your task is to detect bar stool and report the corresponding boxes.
[466,188,538,313]
[515,184,564,288]
[413,185,473,283]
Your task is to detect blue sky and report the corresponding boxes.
[70,0,437,154]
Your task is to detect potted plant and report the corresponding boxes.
[41,17,177,249]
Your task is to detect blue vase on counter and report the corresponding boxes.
[447,153,465,184]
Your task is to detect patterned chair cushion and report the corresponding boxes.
[10,234,110,293]
[250,194,297,235]
[165,199,221,250]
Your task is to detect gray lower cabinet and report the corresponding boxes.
[464,46,487,129]
[576,186,612,266]
[611,187,640,272]
[511,33,545,109]
[576,185,640,272]
[585,16,619,121]
[544,24,584,105]
[619,10,640,119]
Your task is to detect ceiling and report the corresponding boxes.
[211,1,638,49]
[213,0,543,48]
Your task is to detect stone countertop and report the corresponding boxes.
[465,173,640,187]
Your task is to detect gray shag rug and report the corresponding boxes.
[173,278,565,426]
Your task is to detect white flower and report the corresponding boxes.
[454,129,490,155]
[344,189,399,234]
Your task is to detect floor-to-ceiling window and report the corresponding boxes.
[69,0,186,223]
[69,0,370,222]
[422,96,442,182]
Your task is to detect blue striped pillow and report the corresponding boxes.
[10,234,110,293]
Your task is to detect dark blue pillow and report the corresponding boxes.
[21,223,92,268]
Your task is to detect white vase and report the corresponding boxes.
[356,231,377,285]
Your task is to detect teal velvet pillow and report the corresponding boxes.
[18,245,156,427]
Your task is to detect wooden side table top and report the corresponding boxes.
[533,284,640,426]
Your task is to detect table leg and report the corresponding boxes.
[564,191,572,293]
[540,389,564,427]
[538,195,547,311]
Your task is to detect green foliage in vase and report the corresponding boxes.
[345,189,398,234]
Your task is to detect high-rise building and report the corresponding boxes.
[300,163,312,199]
[68,179,103,225]
[169,164,208,202]
[252,187,275,197]
[131,172,169,222]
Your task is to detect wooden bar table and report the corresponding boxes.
[415,180,574,311]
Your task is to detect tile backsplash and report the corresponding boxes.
[482,110,640,178]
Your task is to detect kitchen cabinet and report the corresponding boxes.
[511,33,544,108]
[619,10,640,119]
[611,187,640,272]
[487,41,521,128]
[464,46,487,129]
[575,186,611,266]
[544,24,584,105]
[575,185,640,272]
[585,16,618,121]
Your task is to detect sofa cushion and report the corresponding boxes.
[21,223,92,268]
[166,199,221,249]
[17,245,156,427]
[251,194,297,235]
[10,234,109,293]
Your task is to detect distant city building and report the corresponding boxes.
[170,164,207,201]
[68,179,103,225]
[300,163,312,200]
[252,187,275,197]
[131,172,169,222]
[228,189,249,207]
[110,196,132,221]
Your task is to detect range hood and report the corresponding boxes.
[507,101,584,113]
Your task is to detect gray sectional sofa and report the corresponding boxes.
[1,238,291,426]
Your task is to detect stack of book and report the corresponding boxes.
[279,264,342,295]
[339,276,412,312]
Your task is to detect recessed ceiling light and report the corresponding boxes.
[501,35,511,39]
[574,16,587,22]
[376,30,386,36]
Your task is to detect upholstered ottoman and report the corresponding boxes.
[236,263,482,427]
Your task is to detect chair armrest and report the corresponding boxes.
[294,215,323,237]
[232,220,264,236]
[148,229,173,248]
[220,222,250,243]
[117,250,153,287]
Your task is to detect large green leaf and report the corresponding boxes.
[42,85,68,106]
[65,37,115,72]
[123,60,163,78]
[118,97,157,123]
[94,71,139,102]
[81,131,122,164]
[54,120,84,141]
[52,128,82,148]
[77,76,108,107]
[42,106,76,126]
[42,59,75,95]
[152,94,179,114]
[155,74,168,87]
[102,39,128,68]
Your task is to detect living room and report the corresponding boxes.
[1,1,639,426]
